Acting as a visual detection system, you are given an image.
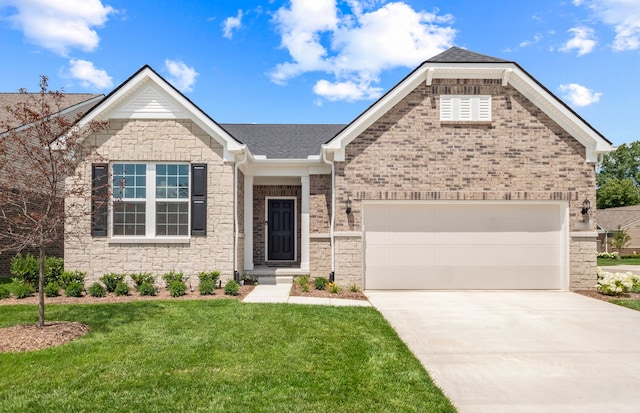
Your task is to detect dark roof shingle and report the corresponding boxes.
[597,205,640,231]
[427,46,510,63]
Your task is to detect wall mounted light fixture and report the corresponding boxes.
[581,198,591,216]
[346,197,352,215]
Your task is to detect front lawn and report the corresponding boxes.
[0,300,455,413]
[597,257,640,266]
[610,299,640,311]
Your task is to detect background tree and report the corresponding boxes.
[0,76,104,327]
[609,225,632,256]
[597,142,640,209]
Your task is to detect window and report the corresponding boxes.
[112,163,190,237]
[440,95,491,121]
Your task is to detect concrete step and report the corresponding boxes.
[256,275,294,285]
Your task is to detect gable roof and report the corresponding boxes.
[76,65,244,161]
[221,124,345,159]
[324,47,613,163]
[597,205,640,231]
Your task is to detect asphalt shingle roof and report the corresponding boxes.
[597,205,640,231]
[221,124,346,159]
[426,46,510,63]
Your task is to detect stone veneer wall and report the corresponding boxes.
[570,233,598,290]
[65,119,237,285]
[252,185,302,265]
[325,79,597,289]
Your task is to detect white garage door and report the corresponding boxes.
[363,202,566,290]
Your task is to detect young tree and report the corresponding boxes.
[0,76,105,327]
[609,225,632,257]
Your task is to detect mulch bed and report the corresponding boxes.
[575,289,640,302]
[289,280,368,300]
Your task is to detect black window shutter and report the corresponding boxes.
[191,163,207,236]
[91,163,108,236]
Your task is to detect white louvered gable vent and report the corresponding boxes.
[440,95,491,121]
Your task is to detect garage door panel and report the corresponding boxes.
[364,203,565,290]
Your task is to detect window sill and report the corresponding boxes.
[108,237,191,245]
[440,120,492,126]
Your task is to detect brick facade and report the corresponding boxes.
[65,119,238,285]
[325,79,597,289]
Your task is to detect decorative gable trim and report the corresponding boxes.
[112,84,185,118]
[440,95,491,121]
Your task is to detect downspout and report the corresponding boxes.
[321,148,335,281]
[234,150,248,282]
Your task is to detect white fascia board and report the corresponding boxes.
[77,67,244,160]
[244,158,330,177]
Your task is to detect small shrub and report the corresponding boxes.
[44,256,64,285]
[168,280,187,297]
[13,281,35,299]
[44,282,60,298]
[65,281,84,298]
[197,270,221,284]
[0,286,10,299]
[137,282,157,296]
[596,267,638,296]
[100,273,125,293]
[198,279,215,295]
[60,270,85,289]
[327,282,341,294]
[597,251,619,259]
[130,272,155,287]
[10,253,39,285]
[296,274,311,292]
[348,284,360,293]
[224,280,240,296]
[88,282,106,298]
[162,270,186,286]
[301,283,310,292]
[114,281,130,296]
[314,277,329,290]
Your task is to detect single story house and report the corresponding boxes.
[596,205,640,253]
[65,47,613,290]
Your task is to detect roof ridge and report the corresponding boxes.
[426,46,511,63]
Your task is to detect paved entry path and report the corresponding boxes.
[366,291,640,413]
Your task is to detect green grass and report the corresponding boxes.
[597,257,640,266]
[0,300,455,413]
[610,299,640,311]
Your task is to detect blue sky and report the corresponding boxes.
[0,0,638,145]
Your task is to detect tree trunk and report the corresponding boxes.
[38,240,45,328]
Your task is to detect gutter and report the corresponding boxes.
[234,150,248,282]
[321,147,335,281]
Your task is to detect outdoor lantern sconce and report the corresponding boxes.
[581,198,591,217]
[346,197,352,215]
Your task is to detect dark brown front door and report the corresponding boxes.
[268,199,295,261]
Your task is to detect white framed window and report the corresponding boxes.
[112,163,190,238]
[440,95,491,121]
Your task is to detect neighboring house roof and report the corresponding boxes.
[324,47,613,162]
[0,93,103,133]
[596,205,640,231]
[221,124,346,159]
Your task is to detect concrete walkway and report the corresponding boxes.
[242,281,371,307]
[366,291,640,413]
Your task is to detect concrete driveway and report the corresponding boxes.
[366,291,640,413]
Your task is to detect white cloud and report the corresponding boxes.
[519,33,543,48]
[164,59,199,93]
[559,83,602,107]
[1,0,114,56]
[574,0,640,51]
[270,0,455,102]
[68,59,112,89]
[222,9,243,39]
[560,27,597,55]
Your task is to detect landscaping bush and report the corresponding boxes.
[597,251,618,259]
[44,256,64,284]
[348,284,360,293]
[100,273,125,293]
[596,267,639,296]
[198,279,215,295]
[224,280,240,296]
[327,282,341,294]
[0,286,10,299]
[621,254,640,259]
[314,277,328,290]
[60,270,85,289]
[137,282,156,296]
[162,270,187,286]
[10,253,39,285]
[65,281,84,297]
[197,270,220,284]
[296,274,311,292]
[130,272,155,287]
[114,281,130,296]
[87,282,107,298]
[44,282,60,298]
[12,280,35,299]
[168,280,187,297]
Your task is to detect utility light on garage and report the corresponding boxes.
[581,198,591,218]
[346,197,352,215]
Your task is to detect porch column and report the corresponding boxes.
[301,175,310,272]
[244,175,254,271]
